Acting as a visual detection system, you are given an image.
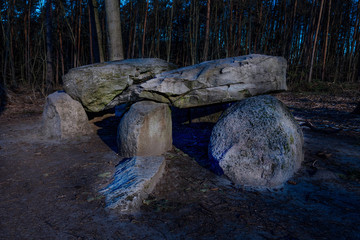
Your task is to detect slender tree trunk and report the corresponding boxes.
[189,0,200,64]
[142,0,150,58]
[89,0,100,63]
[24,0,32,85]
[127,1,134,59]
[321,0,331,81]
[76,0,83,67]
[348,1,360,82]
[308,0,325,83]
[88,5,94,63]
[229,0,233,55]
[92,0,104,62]
[0,9,7,86]
[247,7,252,54]
[149,0,157,57]
[131,5,138,58]
[8,0,16,87]
[167,1,174,62]
[56,1,65,77]
[236,1,243,56]
[46,0,54,94]
[105,0,124,61]
[203,0,211,61]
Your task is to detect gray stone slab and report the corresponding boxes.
[100,156,166,212]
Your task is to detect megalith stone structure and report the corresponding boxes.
[117,101,172,157]
[42,91,92,139]
[208,95,304,189]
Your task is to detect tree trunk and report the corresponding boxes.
[308,0,325,83]
[321,0,331,81]
[167,1,174,62]
[105,0,124,61]
[76,0,83,67]
[92,0,104,62]
[142,0,150,58]
[202,0,211,62]
[88,0,100,63]
[0,9,7,86]
[46,0,54,94]
[131,4,138,58]
[8,0,16,87]
[24,0,32,85]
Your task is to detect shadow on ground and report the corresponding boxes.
[88,109,121,153]
[171,104,231,173]
[88,103,228,173]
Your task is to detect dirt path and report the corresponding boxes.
[0,92,359,239]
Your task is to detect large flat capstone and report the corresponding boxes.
[117,101,172,157]
[42,91,92,139]
[112,54,287,108]
[100,156,166,212]
[63,58,176,112]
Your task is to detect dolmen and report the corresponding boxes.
[42,55,304,212]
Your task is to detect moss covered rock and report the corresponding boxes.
[208,95,304,189]
[63,58,176,112]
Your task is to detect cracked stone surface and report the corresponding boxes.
[100,156,166,212]
[209,95,304,189]
[42,91,92,139]
[63,58,176,112]
[114,54,287,108]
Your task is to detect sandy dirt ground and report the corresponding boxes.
[0,91,359,239]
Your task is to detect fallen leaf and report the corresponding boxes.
[316,151,332,159]
[287,180,297,185]
[98,172,112,178]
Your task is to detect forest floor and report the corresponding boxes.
[0,89,359,240]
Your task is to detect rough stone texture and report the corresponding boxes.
[137,54,287,108]
[117,101,172,157]
[63,58,176,112]
[42,91,92,139]
[208,95,304,189]
[100,156,166,211]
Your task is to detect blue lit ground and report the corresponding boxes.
[0,92,359,239]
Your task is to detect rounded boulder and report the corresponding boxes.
[208,95,304,189]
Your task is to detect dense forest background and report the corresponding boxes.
[0,0,359,95]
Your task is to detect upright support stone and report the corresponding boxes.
[117,101,172,157]
[42,91,92,139]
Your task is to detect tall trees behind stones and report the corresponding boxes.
[0,0,359,93]
[105,0,124,61]
[45,0,54,94]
